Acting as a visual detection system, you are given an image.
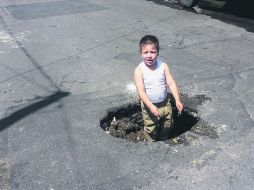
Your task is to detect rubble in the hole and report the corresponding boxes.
[105,112,145,142]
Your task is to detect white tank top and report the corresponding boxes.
[140,59,167,103]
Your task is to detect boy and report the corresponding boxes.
[134,35,183,142]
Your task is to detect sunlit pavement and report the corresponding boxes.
[0,0,254,189]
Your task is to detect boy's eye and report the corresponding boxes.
[143,51,156,54]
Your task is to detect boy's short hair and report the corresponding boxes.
[139,35,159,53]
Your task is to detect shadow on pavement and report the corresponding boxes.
[0,12,71,132]
[0,91,70,132]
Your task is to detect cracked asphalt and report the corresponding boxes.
[0,0,254,189]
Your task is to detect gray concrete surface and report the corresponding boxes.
[0,0,253,189]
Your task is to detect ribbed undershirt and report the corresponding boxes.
[140,59,167,103]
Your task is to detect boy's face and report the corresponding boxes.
[140,44,159,67]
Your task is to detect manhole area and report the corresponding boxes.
[100,94,218,144]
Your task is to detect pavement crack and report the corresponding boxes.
[231,66,254,123]
[173,36,242,49]
[0,12,61,91]
[0,12,173,84]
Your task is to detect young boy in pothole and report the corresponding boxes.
[134,35,184,142]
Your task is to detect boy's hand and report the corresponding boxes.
[175,101,184,113]
[150,105,160,118]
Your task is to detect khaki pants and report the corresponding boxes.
[141,95,173,142]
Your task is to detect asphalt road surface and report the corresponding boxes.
[0,0,254,189]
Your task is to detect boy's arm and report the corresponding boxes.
[164,64,184,112]
[134,66,160,117]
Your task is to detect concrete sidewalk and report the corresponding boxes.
[0,0,253,189]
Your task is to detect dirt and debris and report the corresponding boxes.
[103,113,145,142]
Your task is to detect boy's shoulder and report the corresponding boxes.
[135,61,144,69]
[135,63,142,73]
[159,60,169,67]
[157,60,168,70]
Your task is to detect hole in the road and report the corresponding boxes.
[100,94,218,144]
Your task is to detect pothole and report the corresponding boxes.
[100,94,218,144]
